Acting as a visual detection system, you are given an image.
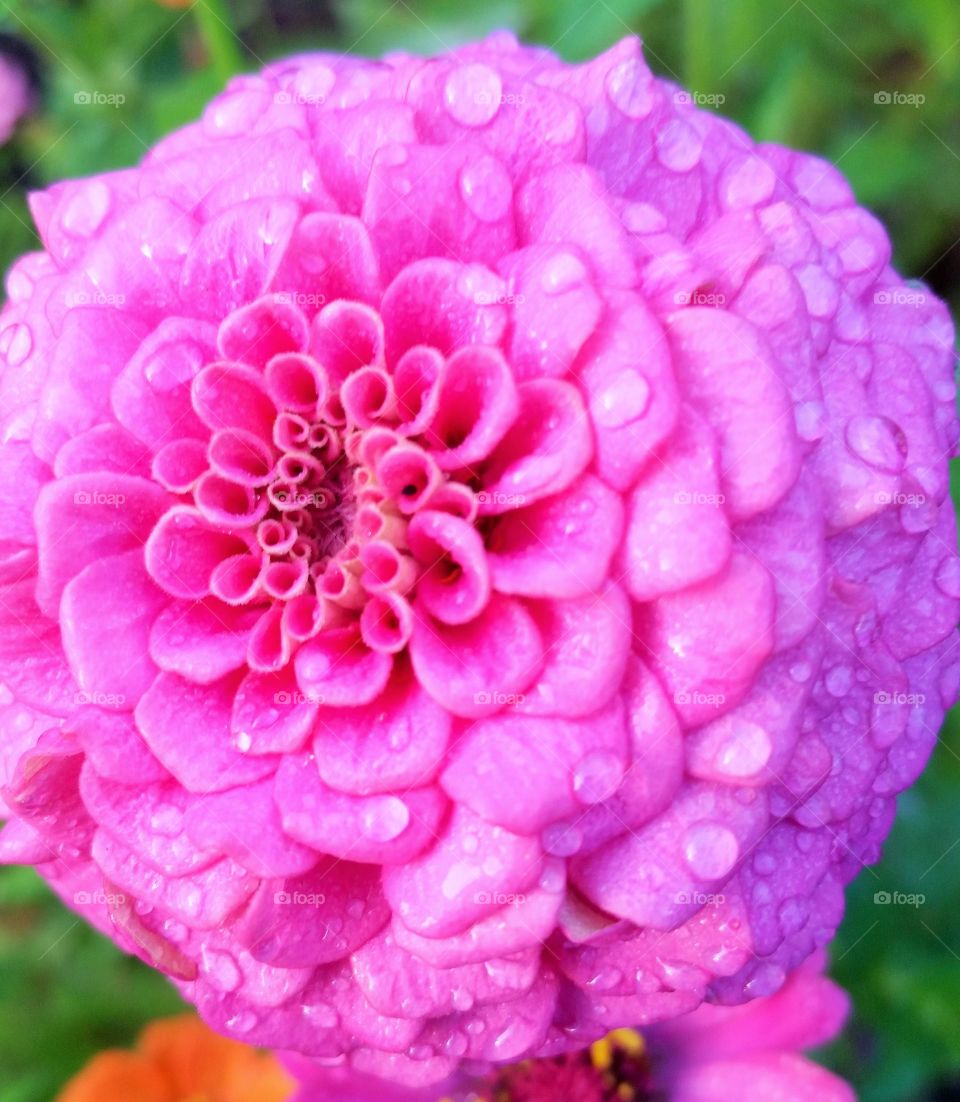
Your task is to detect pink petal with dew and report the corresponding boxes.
[275,752,447,865]
[136,672,279,793]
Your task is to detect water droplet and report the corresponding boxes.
[302,1002,339,1029]
[854,609,878,646]
[794,400,826,442]
[593,370,650,428]
[149,805,184,837]
[683,821,739,879]
[361,796,410,841]
[933,377,956,404]
[587,967,622,991]
[459,154,512,223]
[201,948,242,992]
[655,119,703,172]
[721,155,776,209]
[143,341,204,392]
[61,181,112,237]
[5,324,32,366]
[203,88,268,137]
[292,65,335,105]
[825,665,852,698]
[605,57,655,119]
[870,693,907,749]
[543,106,578,146]
[226,1010,259,1034]
[542,822,583,858]
[378,142,408,170]
[900,493,938,534]
[935,556,960,598]
[179,885,203,919]
[481,855,501,877]
[457,265,504,306]
[572,750,624,805]
[844,415,907,473]
[255,705,283,731]
[777,897,809,935]
[444,64,502,127]
[752,880,773,906]
[492,1020,524,1053]
[234,731,253,753]
[540,251,588,295]
[537,862,566,895]
[634,968,659,993]
[621,202,667,235]
[753,852,777,875]
[744,963,786,999]
[444,1031,469,1057]
[659,959,702,991]
[713,718,772,777]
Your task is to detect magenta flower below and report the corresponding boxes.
[283,952,853,1100]
[0,31,956,1092]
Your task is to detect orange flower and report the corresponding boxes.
[55,1014,295,1102]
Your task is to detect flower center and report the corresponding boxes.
[165,303,499,674]
[488,1030,655,1101]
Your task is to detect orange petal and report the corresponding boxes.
[55,1050,171,1102]
[138,1014,294,1101]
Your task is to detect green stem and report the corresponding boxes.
[193,0,245,86]
[683,0,714,98]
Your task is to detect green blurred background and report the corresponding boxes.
[0,1,958,1099]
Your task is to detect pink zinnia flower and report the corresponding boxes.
[0,31,956,1091]
[284,953,853,1100]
